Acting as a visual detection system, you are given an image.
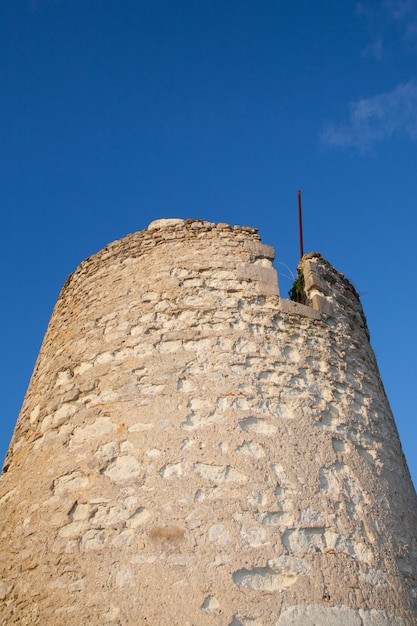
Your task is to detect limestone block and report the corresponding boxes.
[237,264,279,295]
[148,217,185,229]
[243,240,275,260]
[278,298,321,320]
[304,258,329,294]
[311,292,334,316]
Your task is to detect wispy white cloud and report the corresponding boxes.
[386,0,417,52]
[357,0,417,58]
[321,81,417,151]
[361,38,384,60]
[386,0,416,22]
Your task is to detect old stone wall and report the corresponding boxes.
[1,218,416,625]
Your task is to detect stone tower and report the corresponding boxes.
[1,218,416,625]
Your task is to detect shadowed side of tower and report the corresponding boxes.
[1,218,416,625]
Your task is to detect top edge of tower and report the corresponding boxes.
[53,218,370,338]
[146,217,259,234]
[60,218,266,291]
[71,218,263,274]
[147,218,186,229]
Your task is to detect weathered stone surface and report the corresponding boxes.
[236,265,279,296]
[278,297,321,319]
[0,219,416,625]
[276,604,406,625]
[311,292,334,316]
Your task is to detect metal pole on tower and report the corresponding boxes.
[298,189,304,260]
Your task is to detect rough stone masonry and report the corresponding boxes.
[1,218,416,625]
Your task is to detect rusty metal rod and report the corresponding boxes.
[298,189,304,260]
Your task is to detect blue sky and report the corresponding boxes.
[1,0,416,487]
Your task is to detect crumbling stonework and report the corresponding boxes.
[1,218,416,625]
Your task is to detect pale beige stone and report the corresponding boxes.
[0,221,416,625]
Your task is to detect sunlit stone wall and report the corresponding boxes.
[1,219,416,625]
